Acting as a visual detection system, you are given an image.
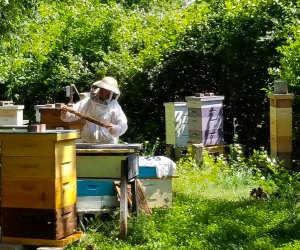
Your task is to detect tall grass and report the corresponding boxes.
[67,146,300,250]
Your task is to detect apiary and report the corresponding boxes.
[185,94,224,146]
[0,130,80,241]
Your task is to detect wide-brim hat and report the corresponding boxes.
[92,76,120,95]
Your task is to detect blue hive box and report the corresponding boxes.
[77,179,116,197]
[138,167,158,178]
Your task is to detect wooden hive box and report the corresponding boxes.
[268,94,294,163]
[76,155,139,178]
[76,144,140,179]
[0,131,79,209]
[1,175,77,209]
[1,204,77,240]
[39,106,85,130]
[0,105,24,126]
[0,131,80,240]
[139,178,173,208]
[76,179,118,210]
[163,102,188,147]
[185,95,224,146]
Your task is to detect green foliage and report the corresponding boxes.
[1,0,300,150]
[140,137,161,156]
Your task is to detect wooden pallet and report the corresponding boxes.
[1,231,84,247]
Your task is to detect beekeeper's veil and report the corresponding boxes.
[90,77,120,105]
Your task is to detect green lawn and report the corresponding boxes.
[67,150,300,250]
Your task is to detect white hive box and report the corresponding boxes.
[164,102,188,147]
[139,178,173,208]
[0,105,24,126]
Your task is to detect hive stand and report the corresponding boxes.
[75,143,142,239]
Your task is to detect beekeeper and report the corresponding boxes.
[61,76,128,143]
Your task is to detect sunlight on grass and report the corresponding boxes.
[174,153,260,201]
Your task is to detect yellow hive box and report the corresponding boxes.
[270,107,292,120]
[270,134,292,152]
[1,175,77,209]
[1,156,76,179]
[270,118,292,137]
[0,131,79,157]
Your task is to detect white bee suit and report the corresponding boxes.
[61,97,128,143]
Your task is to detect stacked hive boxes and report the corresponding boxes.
[163,102,188,159]
[138,156,176,208]
[0,131,80,240]
[0,102,24,126]
[185,94,224,146]
[268,93,294,168]
[76,145,139,215]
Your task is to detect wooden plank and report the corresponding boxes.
[268,93,294,100]
[270,98,293,108]
[0,131,80,144]
[75,143,142,150]
[130,179,139,214]
[119,160,128,239]
[76,149,136,154]
[1,231,84,247]
[137,179,152,214]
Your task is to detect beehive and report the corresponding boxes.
[137,156,176,208]
[163,102,188,147]
[139,178,173,208]
[185,94,224,146]
[76,179,118,210]
[268,93,294,167]
[39,105,85,130]
[0,105,24,126]
[0,130,80,240]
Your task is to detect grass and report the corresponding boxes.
[67,149,300,250]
